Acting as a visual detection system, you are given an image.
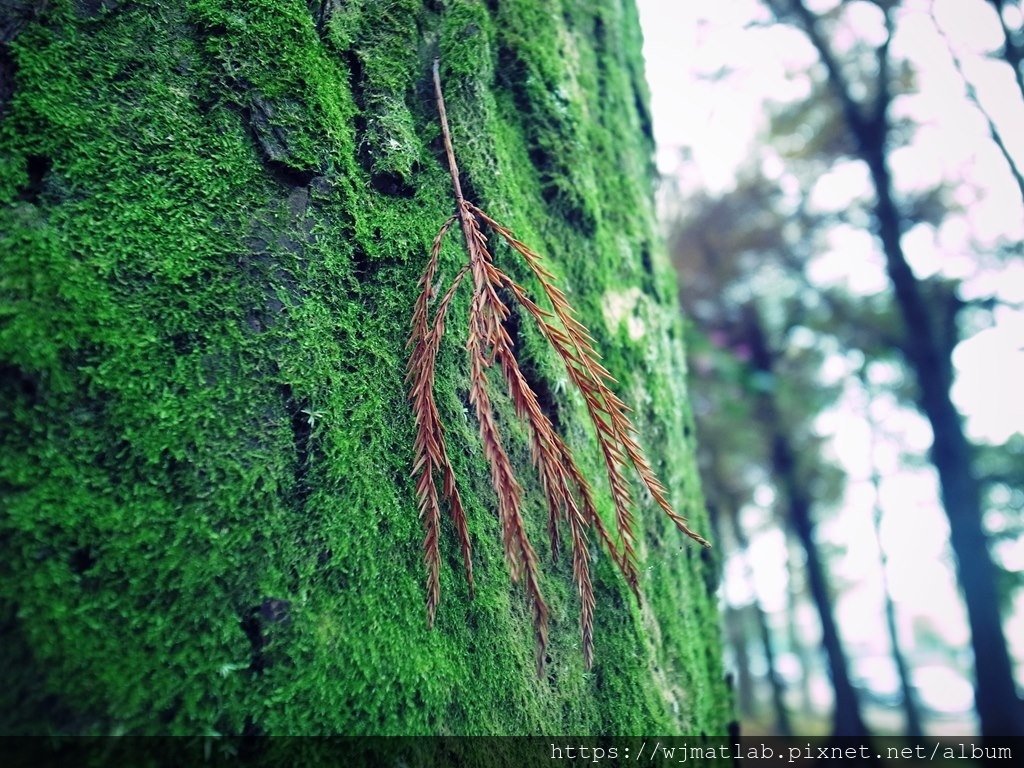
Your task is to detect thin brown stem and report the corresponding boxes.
[433,58,465,207]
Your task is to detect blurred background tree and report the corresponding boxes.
[642,0,1024,738]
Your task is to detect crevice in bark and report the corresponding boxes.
[0,47,15,121]
[307,0,340,41]
[494,42,597,236]
[279,382,312,513]
[633,88,654,144]
[368,169,416,198]
[0,363,39,406]
[344,47,419,198]
[502,300,563,432]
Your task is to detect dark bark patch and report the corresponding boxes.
[544,654,556,687]
[699,545,718,596]
[350,245,373,282]
[633,87,653,143]
[245,96,319,187]
[169,331,197,356]
[73,0,123,19]
[1,0,47,124]
[592,14,607,54]
[0,363,39,405]
[0,46,16,121]
[639,243,653,276]
[638,243,659,298]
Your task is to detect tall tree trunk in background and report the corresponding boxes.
[742,305,870,739]
[0,0,729,735]
[774,0,1024,738]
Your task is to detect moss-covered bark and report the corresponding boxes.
[0,0,730,735]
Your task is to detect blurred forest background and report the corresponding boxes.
[638,0,1024,738]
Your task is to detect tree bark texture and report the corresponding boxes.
[0,0,730,736]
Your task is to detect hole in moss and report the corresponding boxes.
[69,547,96,574]
[593,14,607,51]
[545,654,557,686]
[158,696,182,725]
[700,546,718,596]
[350,246,376,282]
[17,155,51,204]
[458,172,481,206]
[262,157,317,188]
[369,171,415,198]
[640,244,654,275]
[0,364,39,405]
[170,332,196,355]
[241,598,291,673]
[280,384,312,510]
[634,88,654,143]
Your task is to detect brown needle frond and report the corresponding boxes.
[475,205,711,550]
[490,271,644,596]
[408,217,473,626]
[490,268,596,664]
[410,59,710,675]
[463,208,550,670]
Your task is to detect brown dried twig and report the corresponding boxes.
[408,59,710,675]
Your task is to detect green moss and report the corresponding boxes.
[0,0,730,736]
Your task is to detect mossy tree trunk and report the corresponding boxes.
[0,0,729,735]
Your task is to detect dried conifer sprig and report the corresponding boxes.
[408,60,710,674]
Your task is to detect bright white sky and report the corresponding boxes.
[636,0,1024,727]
